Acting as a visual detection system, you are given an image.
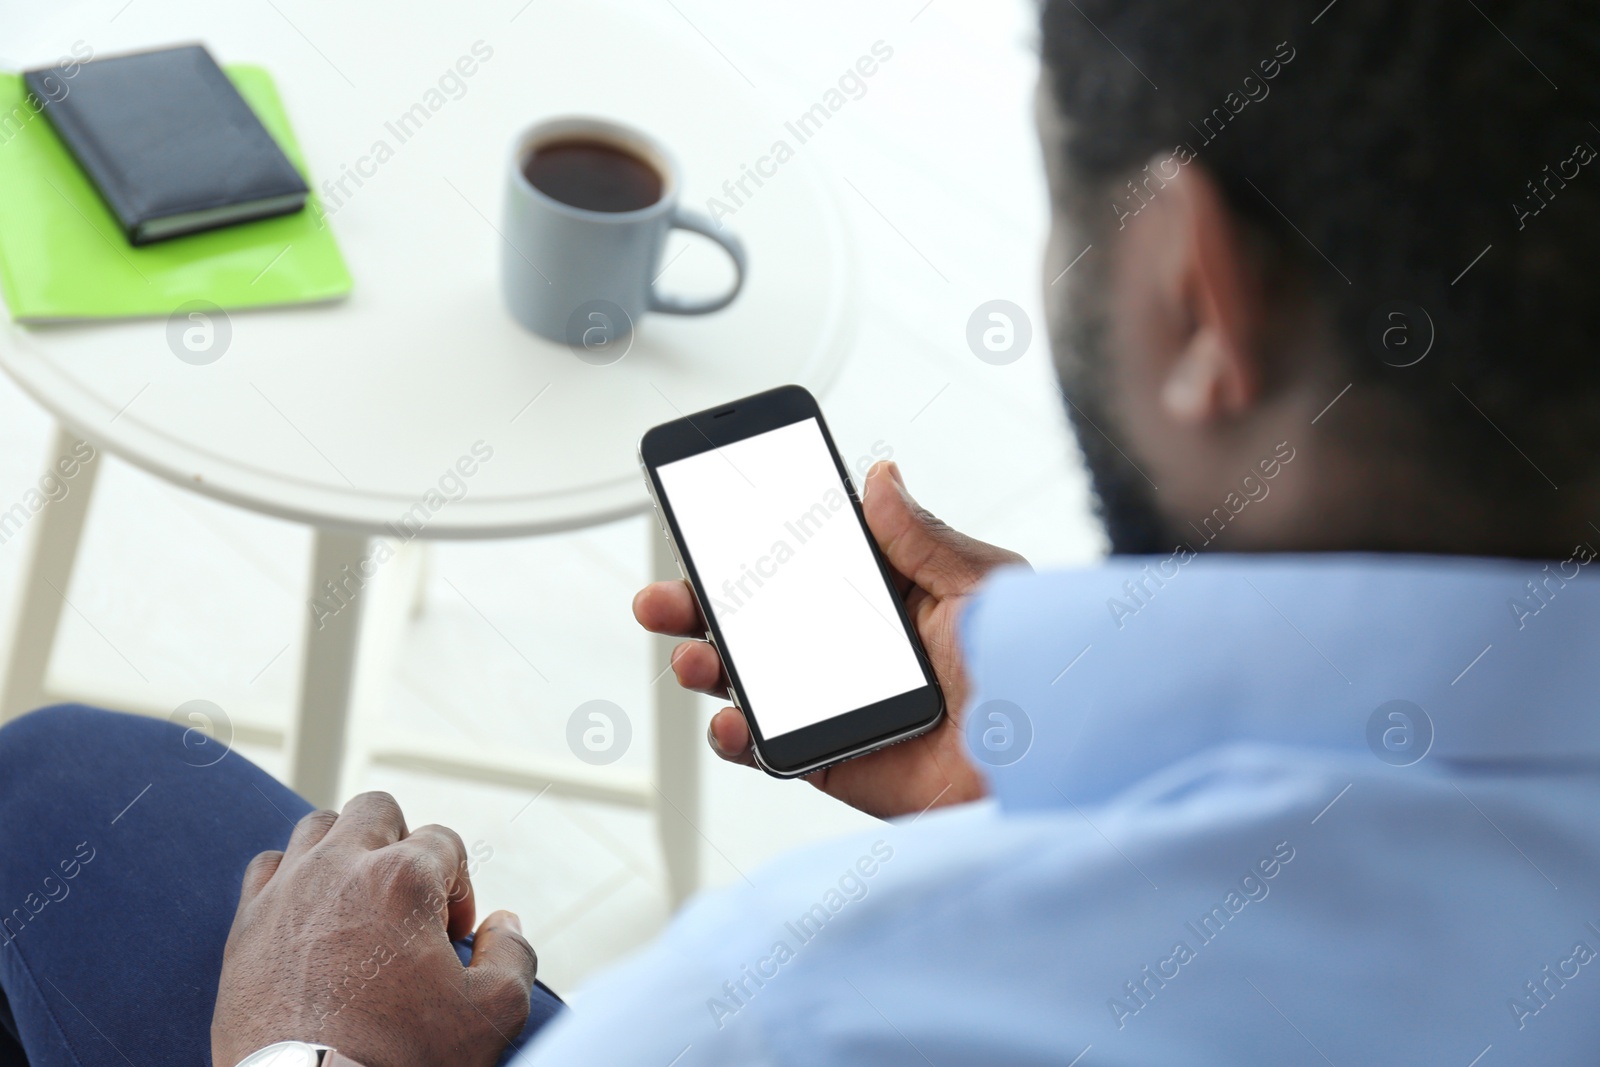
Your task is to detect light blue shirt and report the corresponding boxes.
[520,554,1600,1064]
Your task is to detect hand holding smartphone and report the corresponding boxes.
[641,386,946,777]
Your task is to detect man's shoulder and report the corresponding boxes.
[521,746,1371,1064]
[517,799,1108,1065]
[525,743,1600,1064]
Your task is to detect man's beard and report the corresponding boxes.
[1054,287,1177,556]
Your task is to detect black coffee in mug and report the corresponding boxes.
[521,138,664,213]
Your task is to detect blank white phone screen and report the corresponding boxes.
[656,419,926,739]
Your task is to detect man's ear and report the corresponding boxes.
[1140,157,1264,425]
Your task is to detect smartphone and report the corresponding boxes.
[640,385,945,777]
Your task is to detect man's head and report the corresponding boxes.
[1036,1,1600,558]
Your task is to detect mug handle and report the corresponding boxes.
[648,207,747,316]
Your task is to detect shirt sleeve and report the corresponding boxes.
[511,882,784,1067]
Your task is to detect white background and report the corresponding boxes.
[656,419,926,739]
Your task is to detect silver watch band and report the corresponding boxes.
[232,1040,362,1067]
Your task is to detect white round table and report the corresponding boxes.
[0,0,853,905]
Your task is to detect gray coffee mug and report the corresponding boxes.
[501,117,747,349]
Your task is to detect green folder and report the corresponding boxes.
[0,64,351,322]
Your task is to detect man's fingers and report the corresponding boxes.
[672,640,729,696]
[282,809,338,862]
[862,462,1028,599]
[633,581,706,638]
[327,790,408,849]
[706,706,756,767]
[404,824,477,941]
[238,849,282,904]
[466,911,537,1034]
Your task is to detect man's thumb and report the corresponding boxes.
[468,910,538,979]
[464,910,538,1032]
[861,462,1025,598]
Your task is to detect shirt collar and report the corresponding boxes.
[959,552,1600,813]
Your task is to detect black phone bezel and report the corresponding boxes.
[639,384,945,777]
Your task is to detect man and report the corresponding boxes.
[4,0,1598,1062]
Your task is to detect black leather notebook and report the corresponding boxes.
[24,44,309,245]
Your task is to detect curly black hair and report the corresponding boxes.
[1040,0,1600,506]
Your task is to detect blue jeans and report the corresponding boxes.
[0,706,563,1067]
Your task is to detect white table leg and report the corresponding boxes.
[410,542,431,619]
[652,528,702,908]
[290,528,371,807]
[0,425,100,722]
